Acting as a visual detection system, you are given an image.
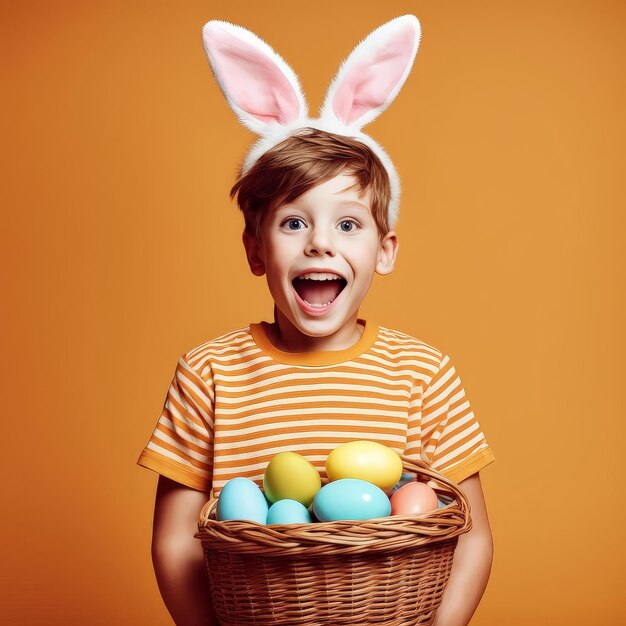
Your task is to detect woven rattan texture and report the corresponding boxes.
[196,459,471,625]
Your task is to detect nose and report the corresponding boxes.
[304,225,336,256]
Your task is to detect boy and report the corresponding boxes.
[138,16,495,626]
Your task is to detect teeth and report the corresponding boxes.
[303,300,334,307]
[298,272,342,281]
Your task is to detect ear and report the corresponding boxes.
[202,20,308,134]
[242,231,266,276]
[320,15,421,129]
[376,231,399,276]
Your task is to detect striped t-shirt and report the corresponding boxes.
[137,319,495,495]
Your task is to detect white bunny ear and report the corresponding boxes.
[202,20,308,135]
[320,15,421,130]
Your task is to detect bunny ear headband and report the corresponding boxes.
[201,14,421,228]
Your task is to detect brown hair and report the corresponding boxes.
[229,128,391,242]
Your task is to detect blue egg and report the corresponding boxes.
[216,477,268,524]
[438,496,453,509]
[266,499,312,525]
[313,479,391,522]
[391,472,416,493]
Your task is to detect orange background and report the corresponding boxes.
[2,1,624,624]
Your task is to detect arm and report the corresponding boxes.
[432,472,494,626]
[151,475,218,626]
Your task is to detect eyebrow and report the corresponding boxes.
[334,199,371,211]
[274,199,370,213]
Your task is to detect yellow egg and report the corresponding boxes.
[263,452,322,506]
[325,441,403,491]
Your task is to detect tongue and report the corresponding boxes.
[294,279,343,305]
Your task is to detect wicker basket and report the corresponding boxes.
[195,458,471,626]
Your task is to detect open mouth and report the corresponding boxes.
[292,273,348,308]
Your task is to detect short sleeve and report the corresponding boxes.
[412,353,495,484]
[137,354,215,492]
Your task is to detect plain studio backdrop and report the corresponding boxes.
[1,1,624,624]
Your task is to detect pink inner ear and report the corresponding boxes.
[206,28,301,124]
[332,24,416,125]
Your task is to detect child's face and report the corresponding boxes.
[243,173,398,346]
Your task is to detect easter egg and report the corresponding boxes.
[325,441,403,491]
[266,499,312,525]
[313,478,391,522]
[216,477,268,524]
[263,452,322,506]
[391,472,418,493]
[390,482,439,516]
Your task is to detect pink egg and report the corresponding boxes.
[390,482,439,516]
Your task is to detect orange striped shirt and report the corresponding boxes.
[137,319,495,494]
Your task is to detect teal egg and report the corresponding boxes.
[313,479,391,522]
[438,496,453,509]
[391,472,416,493]
[216,477,268,524]
[266,499,312,524]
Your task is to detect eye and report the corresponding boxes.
[282,218,305,231]
[339,220,358,232]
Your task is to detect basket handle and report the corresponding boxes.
[199,498,214,525]
[401,457,459,487]
[400,457,472,526]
